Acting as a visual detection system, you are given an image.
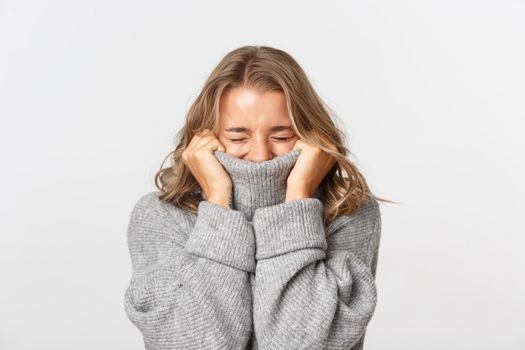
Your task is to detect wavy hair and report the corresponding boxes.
[154,45,396,225]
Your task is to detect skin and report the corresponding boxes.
[183,86,337,209]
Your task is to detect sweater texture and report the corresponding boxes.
[124,148,381,350]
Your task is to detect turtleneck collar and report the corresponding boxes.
[211,149,324,221]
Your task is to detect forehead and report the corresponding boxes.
[219,87,290,128]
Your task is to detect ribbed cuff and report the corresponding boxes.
[252,198,327,260]
[185,200,256,272]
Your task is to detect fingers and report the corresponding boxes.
[216,143,226,152]
[193,129,224,154]
[189,129,212,149]
[186,129,212,154]
[184,128,224,162]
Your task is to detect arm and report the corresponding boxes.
[124,192,255,350]
[251,197,381,350]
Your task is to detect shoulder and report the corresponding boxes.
[325,197,381,263]
[129,191,169,223]
[130,191,196,219]
[130,191,162,216]
[127,191,196,245]
[326,197,381,238]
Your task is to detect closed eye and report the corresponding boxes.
[228,139,247,142]
[228,136,294,143]
[273,137,293,142]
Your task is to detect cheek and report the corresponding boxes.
[224,144,245,157]
[277,143,296,154]
[288,138,298,149]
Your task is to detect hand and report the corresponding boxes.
[286,140,337,202]
[182,129,233,209]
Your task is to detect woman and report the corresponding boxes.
[124,45,391,350]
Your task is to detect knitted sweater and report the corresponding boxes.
[124,148,381,350]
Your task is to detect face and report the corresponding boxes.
[217,86,298,162]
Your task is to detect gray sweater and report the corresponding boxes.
[124,149,381,350]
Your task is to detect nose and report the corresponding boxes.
[246,143,274,163]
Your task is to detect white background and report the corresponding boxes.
[1,0,524,349]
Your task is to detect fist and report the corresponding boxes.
[182,129,233,208]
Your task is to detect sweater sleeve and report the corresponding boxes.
[250,197,381,350]
[123,192,256,350]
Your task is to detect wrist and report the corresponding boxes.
[285,188,310,202]
[207,192,233,209]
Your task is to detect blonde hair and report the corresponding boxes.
[155,45,396,225]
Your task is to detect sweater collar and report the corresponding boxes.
[212,149,323,221]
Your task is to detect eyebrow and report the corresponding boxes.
[224,125,293,133]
